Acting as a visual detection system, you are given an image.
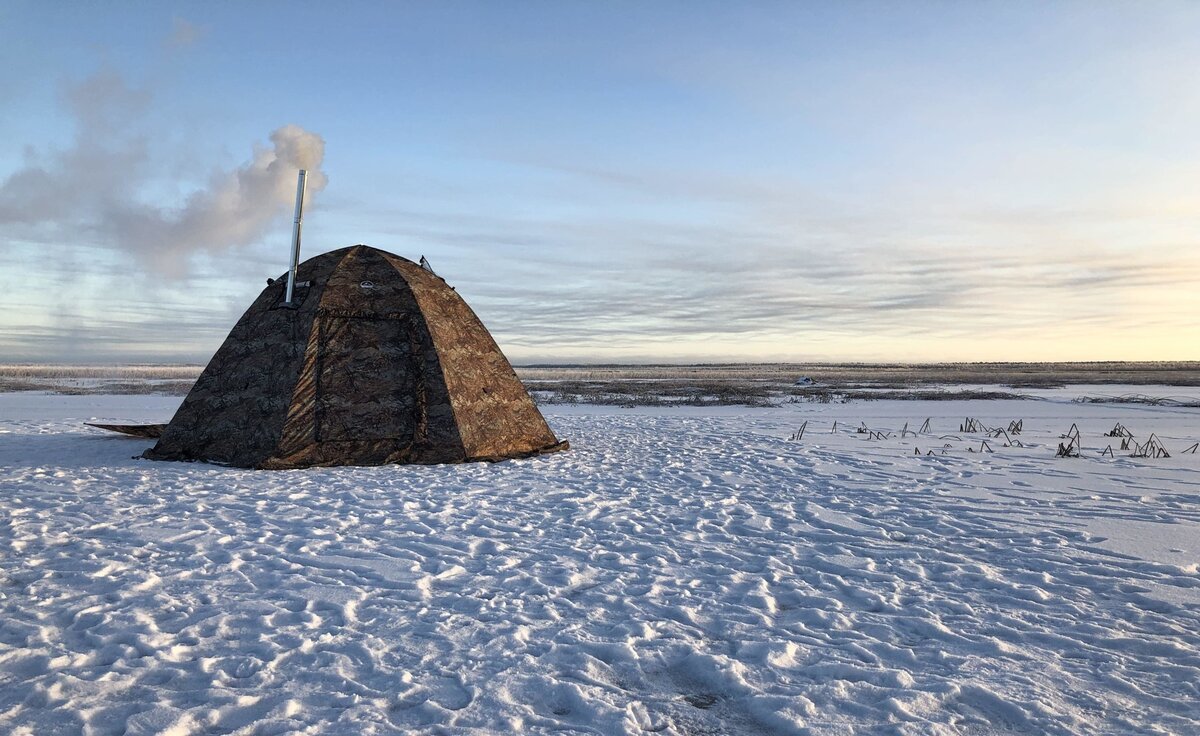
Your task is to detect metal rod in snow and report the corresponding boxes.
[284,169,308,304]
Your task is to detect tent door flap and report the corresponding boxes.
[315,316,419,443]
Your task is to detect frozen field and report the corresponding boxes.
[1,391,1199,734]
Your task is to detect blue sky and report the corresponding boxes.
[2,1,1198,363]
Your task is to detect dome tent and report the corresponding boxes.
[143,245,567,468]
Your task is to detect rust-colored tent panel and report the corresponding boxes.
[143,245,566,468]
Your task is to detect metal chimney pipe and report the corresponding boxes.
[284,169,308,305]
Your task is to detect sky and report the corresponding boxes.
[1,1,1198,364]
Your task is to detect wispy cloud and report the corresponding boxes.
[351,183,1200,361]
[165,17,206,49]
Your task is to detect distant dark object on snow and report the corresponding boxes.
[794,376,816,386]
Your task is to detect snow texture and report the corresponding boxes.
[1,392,1199,734]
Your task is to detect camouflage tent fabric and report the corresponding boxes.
[144,245,567,468]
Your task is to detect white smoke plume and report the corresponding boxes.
[119,125,328,273]
[0,70,327,276]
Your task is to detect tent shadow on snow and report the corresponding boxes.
[96,245,567,469]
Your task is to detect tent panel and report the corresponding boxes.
[316,316,419,444]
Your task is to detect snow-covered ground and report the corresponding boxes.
[1,391,1199,735]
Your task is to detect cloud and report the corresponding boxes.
[0,70,326,276]
[347,189,1200,361]
[166,17,206,49]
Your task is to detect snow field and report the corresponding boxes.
[0,393,1198,734]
